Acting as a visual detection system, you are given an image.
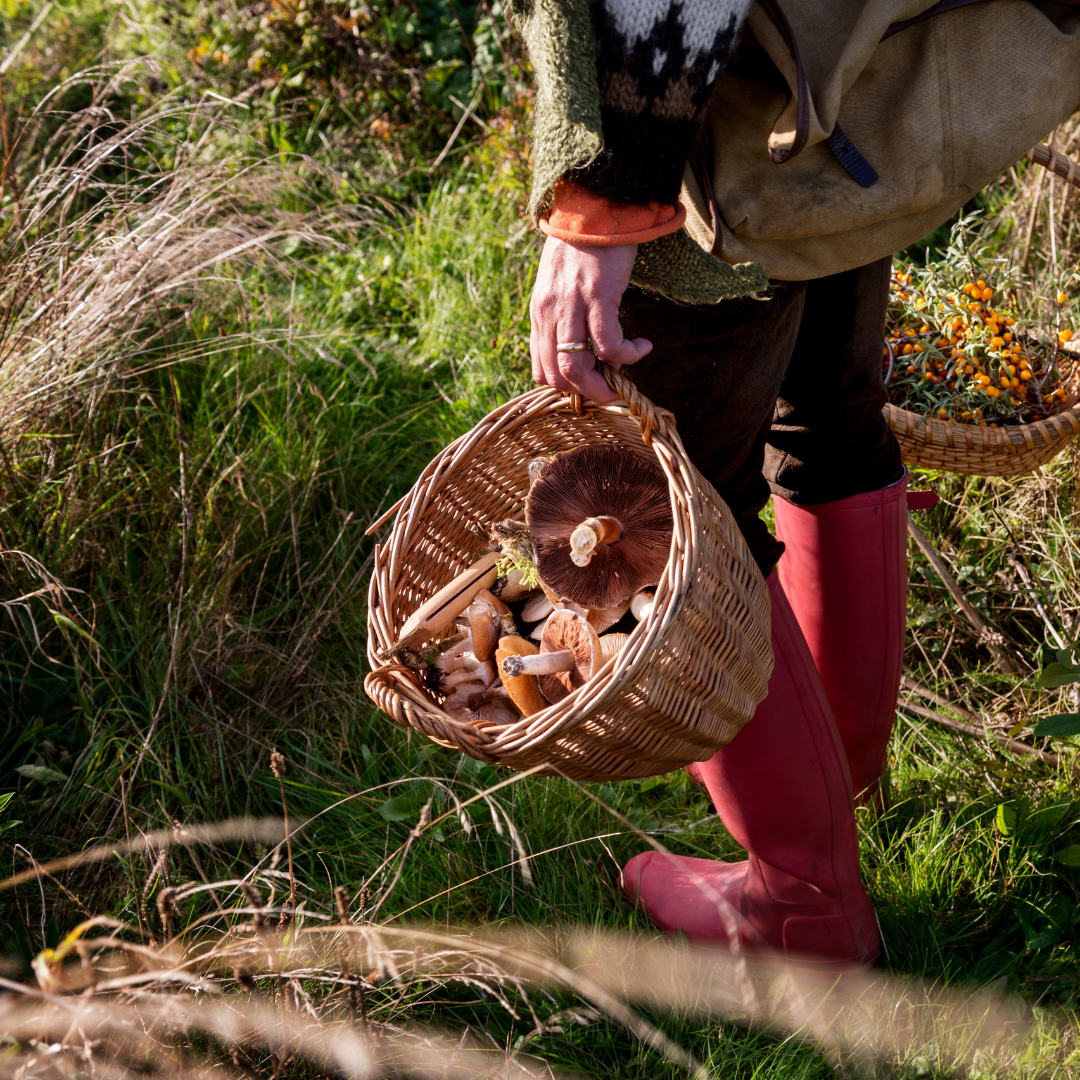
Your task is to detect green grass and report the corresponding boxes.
[6,18,1080,1079]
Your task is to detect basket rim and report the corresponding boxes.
[365,368,715,758]
[884,400,1080,456]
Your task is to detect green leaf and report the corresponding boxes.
[0,820,21,835]
[996,803,1016,836]
[1058,845,1080,867]
[379,794,418,822]
[0,792,12,814]
[1041,662,1076,676]
[1037,670,1080,688]
[1057,649,1075,667]
[1034,714,1080,737]
[15,764,67,785]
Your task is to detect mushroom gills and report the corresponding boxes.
[599,632,630,661]
[526,445,672,610]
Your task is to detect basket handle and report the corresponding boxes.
[567,363,677,449]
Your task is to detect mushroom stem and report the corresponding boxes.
[500,649,576,678]
[569,516,623,567]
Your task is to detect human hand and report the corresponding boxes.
[529,236,653,405]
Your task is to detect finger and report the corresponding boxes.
[587,299,653,367]
[530,319,545,385]
[556,349,619,405]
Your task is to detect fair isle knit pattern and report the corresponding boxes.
[572,0,753,205]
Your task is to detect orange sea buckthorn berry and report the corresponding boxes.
[1003,332,1012,342]
[1058,291,1068,304]
[1059,329,1074,342]
[992,336,1005,349]
[1006,317,1016,325]
[963,283,974,295]
[999,376,1010,388]
[906,364,916,372]
[987,386,1001,398]
[903,343,913,354]
[914,344,926,352]
[1021,370,1032,380]
[969,303,982,313]
[977,280,987,290]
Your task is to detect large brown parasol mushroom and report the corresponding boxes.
[526,446,672,610]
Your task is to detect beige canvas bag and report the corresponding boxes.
[683,0,1080,280]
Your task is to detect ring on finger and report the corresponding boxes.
[556,340,592,353]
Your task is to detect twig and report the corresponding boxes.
[0,2,53,75]
[907,518,1017,674]
[900,675,980,723]
[270,751,295,929]
[898,699,1059,765]
[431,85,484,169]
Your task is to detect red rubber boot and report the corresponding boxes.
[773,474,908,806]
[621,573,879,968]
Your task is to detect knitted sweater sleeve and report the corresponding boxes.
[570,0,754,208]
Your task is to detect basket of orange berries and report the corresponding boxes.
[883,244,1080,476]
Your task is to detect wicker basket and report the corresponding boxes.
[364,368,773,781]
[885,143,1080,477]
[884,401,1080,476]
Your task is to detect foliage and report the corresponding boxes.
[887,218,1077,425]
[6,9,1080,1079]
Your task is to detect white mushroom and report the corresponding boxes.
[630,588,656,622]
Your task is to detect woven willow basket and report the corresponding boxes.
[364,368,773,781]
[885,143,1080,477]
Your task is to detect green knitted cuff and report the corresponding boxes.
[630,229,768,305]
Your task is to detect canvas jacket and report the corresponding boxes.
[508,0,1080,298]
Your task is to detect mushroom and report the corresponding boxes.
[495,635,548,717]
[526,445,672,609]
[630,587,656,622]
[589,598,630,633]
[521,593,554,624]
[529,616,548,641]
[498,609,601,704]
[492,567,538,603]
[396,552,501,649]
[467,590,516,662]
[599,632,630,662]
[443,687,518,726]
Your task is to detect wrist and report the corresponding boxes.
[539,179,686,247]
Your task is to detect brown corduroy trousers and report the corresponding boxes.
[618,255,905,576]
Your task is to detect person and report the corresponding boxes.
[512,0,1080,967]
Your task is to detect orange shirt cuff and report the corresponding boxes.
[538,179,686,246]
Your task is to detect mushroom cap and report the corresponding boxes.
[537,609,601,704]
[493,567,537,603]
[467,590,514,662]
[526,445,672,609]
[521,593,554,623]
[495,635,548,717]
